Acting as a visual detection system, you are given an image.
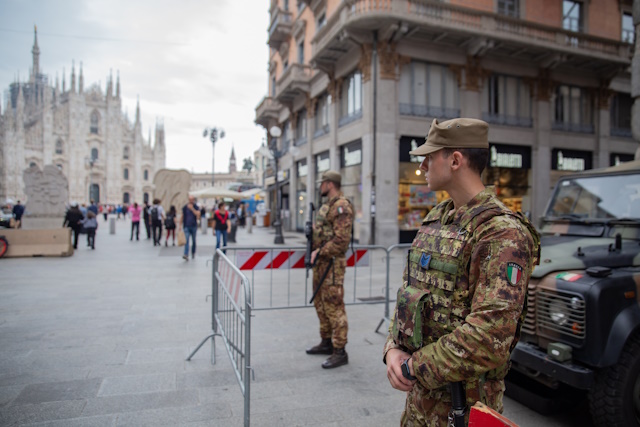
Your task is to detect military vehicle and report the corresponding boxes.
[506,160,640,427]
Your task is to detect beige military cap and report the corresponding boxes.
[409,118,489,156]
[320,170,342,185]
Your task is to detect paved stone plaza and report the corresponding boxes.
[0,218,593,426]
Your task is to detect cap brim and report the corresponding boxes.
[409,144,444,156]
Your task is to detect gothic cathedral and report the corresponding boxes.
[0,28,166,206]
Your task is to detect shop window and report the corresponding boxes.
[497,0,519,17]
[296,159,308,231]
[339,71,362,127]
[123,146,130,160]
[55,139,63,155]
[295,109,307,146]
[553,84,593,133]
[482,74,532,127]
[124,168,129,180]
[314,93,331,138]
[90,110,100,134]
[340,140,363,242]
[399,61,459,119]
[623,12,634,44]
[315,151,330,205]
[610,92,632,138]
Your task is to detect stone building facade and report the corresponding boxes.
[0,29,165,207]
[255,0,637,246]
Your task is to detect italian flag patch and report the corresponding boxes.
[507,262,523,286]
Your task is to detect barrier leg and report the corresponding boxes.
[186,333,219,363]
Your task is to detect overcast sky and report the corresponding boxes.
[0,0,269,174]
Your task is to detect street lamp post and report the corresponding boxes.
[202,127,225,187]
[269,126,285,244]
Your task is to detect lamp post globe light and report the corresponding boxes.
[202,127,225,187]
[269,125,285,244]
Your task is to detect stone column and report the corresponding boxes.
[532,69,553,222]
[632,0,640,151]
[596,85,613,168]
[459,56,484,118]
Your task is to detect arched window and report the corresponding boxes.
[144,169,149,181]
[91,148,99,161]
[124,168,129,180]
[90,111,99,134]
[56,164,63,171]
[143,192,149,203]
[55,139,63,155]
[123,146,130,160]
[123,192,130,204]
[29,162,36,168]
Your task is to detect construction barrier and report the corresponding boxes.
[186,249,253,427]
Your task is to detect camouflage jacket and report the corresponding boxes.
[384,188,540,390]
[313,193,353,260]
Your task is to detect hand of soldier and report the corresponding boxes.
[386,348,416,391]
[310,248,319,265]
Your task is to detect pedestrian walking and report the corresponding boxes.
[181,196,201,260]
[305,170,354,369]
[150,199,165,246]
[129,202,142,241]
[63,202,84,250]
[12,200,24,229]
[383,118,541,425]
[164,205,177,246]
[88,200,98,215]
[143,201,151,239]
[80,211,98,249]
[212,201,230,253]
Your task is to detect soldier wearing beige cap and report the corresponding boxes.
[384,118,541,425]
[306,170,354,369]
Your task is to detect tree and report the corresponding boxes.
[242,157,254,173]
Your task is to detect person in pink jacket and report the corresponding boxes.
[130,202,142,241]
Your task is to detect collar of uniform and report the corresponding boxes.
[449,187,497,225]
[327,192,344,206]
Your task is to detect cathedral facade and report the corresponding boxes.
[0,29,166,206]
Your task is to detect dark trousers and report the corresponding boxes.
[72,228,80,249]
[152,221,163,246]
[144,219,151,238]
[131,221,140,240]
[86,229,96,249]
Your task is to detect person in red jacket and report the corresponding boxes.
[213,201,231,253]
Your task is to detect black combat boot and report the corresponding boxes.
[305,338,333,355]
[321,347,348,369]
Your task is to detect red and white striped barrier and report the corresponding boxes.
[235,249,369,270]
[218,261,243,305]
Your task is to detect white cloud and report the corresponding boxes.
[0,0,269,174]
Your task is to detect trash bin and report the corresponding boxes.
[109,217,116,234]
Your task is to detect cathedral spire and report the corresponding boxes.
[106,69,113,98]
[229,145,237,173]
[62,67,66,92]
[79,62,84,93]
[135,95,140,124]
[31,25,40,81]
[70,60,76,93]
[116,70,120,98]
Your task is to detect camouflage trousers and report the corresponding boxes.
[400,378,505,426]
[313,257,348,349]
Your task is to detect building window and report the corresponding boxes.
[563,1,583,32]
[144,169,149,181]
[283,60,289,72]
[314,93,331,138]
[297,40,304,64]
[29,162,37,168]
[56,164,63,171]
[610,92,632,137]
[399,61,460,119]
[91,148,99,161]
[271,76,276,97]
[552,84,593,133]
[124,168,129,180]
[55,139,63,155]
[497,0,519,18]
[482,74,532,127]
[90,110,99,134]
[123,192,130,204]
[123,146,130,160]
[297,0,305,13]
[295,109,307,145]
[316,13,326,32]
[623,12,635,44]
[144,192,149,204]
[339,71,363,127]
[283,0,289,11]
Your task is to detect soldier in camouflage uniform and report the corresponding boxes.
[384,118,540,426]
[306,170,354,369]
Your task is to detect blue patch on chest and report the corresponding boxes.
[420,253,432,270]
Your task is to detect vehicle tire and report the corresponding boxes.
[0,236,7,258]
[589,333,640,426]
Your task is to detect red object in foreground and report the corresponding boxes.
[468,402,519,427]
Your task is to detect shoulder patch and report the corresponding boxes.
[506,262,523,286]
[337,206,344,214]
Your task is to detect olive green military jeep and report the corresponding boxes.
[506,160,640,427]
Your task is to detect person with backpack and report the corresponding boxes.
[213,201,231,253]
[150,198,165,246]
[164,205,177,247]
[80,211,98,250]
[181,196,201,260]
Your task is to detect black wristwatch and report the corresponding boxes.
[401,358,417,381]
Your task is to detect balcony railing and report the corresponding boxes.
[314,124,330,138]
[482,112,533,127]
[275,63,313,102]
[552,121,594,134]
[268,8,293,50]
[255,96,282,127]
[312,0,631,65]
[611,127,632,138]
[400,103,460,120]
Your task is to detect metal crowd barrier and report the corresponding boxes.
[375,243,412,333]
[223,244,389,311]
[186,249,253,427]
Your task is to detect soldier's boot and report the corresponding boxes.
[306,338,333,355]
[321,347,348,369]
